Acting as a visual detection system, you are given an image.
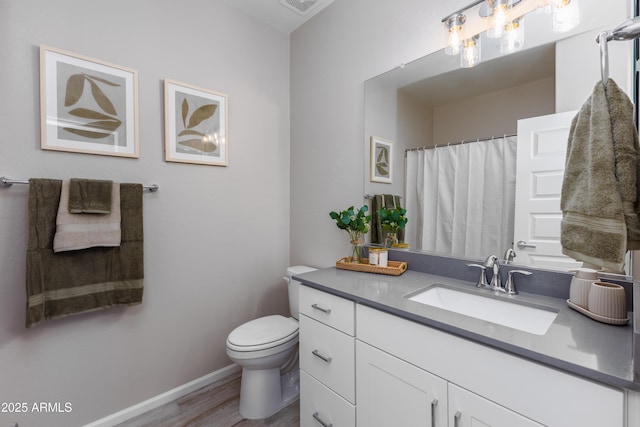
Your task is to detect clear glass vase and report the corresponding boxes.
[385,232,398,248]
[350,238,363,263]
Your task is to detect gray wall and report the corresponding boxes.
[0,1,289,426]
[291,0,460,267]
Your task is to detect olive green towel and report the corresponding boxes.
[26,179,144,328]
[561,78,640,272]
[68,178,113,214]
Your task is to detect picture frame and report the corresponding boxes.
[164,79,228,166]
[370,136,393,183]
[40,45,139,158]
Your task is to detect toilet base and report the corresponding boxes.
[238,366,300,420]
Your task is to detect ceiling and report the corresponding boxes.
[225,0,336,34]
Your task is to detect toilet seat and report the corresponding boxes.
[227,315,299,352]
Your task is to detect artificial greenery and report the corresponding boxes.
[377,206,408,234]
[329,205,371,263]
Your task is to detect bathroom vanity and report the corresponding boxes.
[295,265,639,427]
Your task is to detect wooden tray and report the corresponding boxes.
[335,257,408,276]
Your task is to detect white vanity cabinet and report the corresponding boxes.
[298,285,626,427]
[356,340,542,427]
[357,304,624,427]
[299,286,356,427]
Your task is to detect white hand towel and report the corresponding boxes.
[53,181,121,252]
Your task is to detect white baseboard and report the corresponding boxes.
[84,363,241,427]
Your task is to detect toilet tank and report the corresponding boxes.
[285,265,317,320]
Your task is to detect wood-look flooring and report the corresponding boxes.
[115,371,300,427]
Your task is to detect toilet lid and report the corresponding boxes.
[227,315,298,351]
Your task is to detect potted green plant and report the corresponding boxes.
[377,206,408,247]
[329,205,371,263]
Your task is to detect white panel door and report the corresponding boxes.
[356,340,447,427]
[449,383,543,427]
[514,111,581,270]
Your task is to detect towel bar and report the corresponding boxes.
[0,177,159,192]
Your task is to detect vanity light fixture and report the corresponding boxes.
[461,35,481,68]
[445,14,466,56]
[441,0,580,68]
[550,0,580,32]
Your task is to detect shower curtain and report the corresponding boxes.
[405,136,517,260]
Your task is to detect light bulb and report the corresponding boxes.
[500,17,525,53]
[445,14,465,56]
[461,35,481,68]
[487,0,511,39]
[551,0,579,32]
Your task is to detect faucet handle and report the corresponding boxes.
[505,270,532,295]
[503,248,516,263]
[483,254,499,268]
[466,263,489,288]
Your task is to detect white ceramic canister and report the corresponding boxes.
[369,248,379,265]
[378,248,388,268]
[588,281,627,319]
[569,268,598,309]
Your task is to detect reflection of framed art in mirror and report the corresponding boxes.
[370,136,393,184]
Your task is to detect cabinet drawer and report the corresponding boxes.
[300,285,355,335]
[300,314,355,403]
[300,370,355,427]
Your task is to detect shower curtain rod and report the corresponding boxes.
[0,176,159,192]
[404,133,516,153]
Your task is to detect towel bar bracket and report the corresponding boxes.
[0,176,159,192]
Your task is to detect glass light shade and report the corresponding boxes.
[461,35,481,68]
[486,0,509,39]
[445,14,465,56]
[551,0,579,32]
[500,17,525,53]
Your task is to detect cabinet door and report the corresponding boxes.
[356,341,447,427]
[448,384,542,427]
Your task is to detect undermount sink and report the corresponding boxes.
[406,285,558,335]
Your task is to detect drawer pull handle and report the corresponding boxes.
[454,411,461,427]
[312,349,332,363]
[312,411,333,427]
[431,399,438,427]
[311,303,331,314]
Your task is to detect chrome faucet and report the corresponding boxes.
[468,255,533,295]
[484,255,502,291]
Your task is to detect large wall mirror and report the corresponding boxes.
[364,0,634,271]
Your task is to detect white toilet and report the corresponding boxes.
[226,265,317,419]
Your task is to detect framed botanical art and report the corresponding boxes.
[40,45,139,158]
[370,136,393,183]
[164,79,228,166]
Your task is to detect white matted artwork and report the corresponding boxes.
[40,45,139,158]
[164,79,228,166]
[370,136,393,183]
